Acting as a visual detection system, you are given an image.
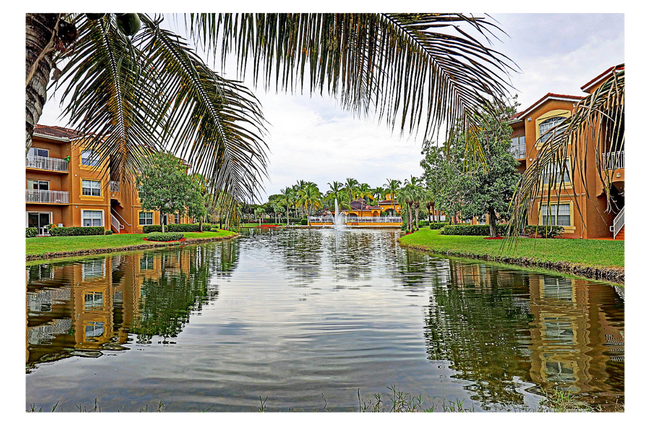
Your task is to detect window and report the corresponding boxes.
[140,255,154,270]
[139,211,153,226]
[542,160,571,186]
[81,150,100,167]
[541,203,571,227]
[84,292,104,310]
[509,136,526,158]
[82,180,101,197]
[27,179,49,191]
[28,147,49,157]
[82,259,105,279]
[539,117,566,144]
[82,210,103,227]
[175,213,180,224]
[85,321,105,340]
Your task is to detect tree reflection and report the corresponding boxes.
[424,261,534,409]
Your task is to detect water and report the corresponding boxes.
[25,228,624,412]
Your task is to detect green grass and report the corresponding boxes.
[400,228,624,269]
[26,230,237,258]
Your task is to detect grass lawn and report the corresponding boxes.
[26,230,237,258]
[400,228,624,269]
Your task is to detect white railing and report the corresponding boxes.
[111,209,132,228]
[610,206,624,239]
[111,213,124,233]
[602,150,625,170]
[26,156,69,172]
[110,181,120,192]
[26,189,69,204]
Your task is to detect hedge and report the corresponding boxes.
[523,225,565,238]
[429,222,450,230]
[439,224,509,236]
[437,224,565,238]
[143,223,207,233]
[49,226,105,237]
[26,227,38,238]
[145,232,184,241]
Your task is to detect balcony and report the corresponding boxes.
[26,189,69,204]
[26,156,69,172]
[602,150,624,170]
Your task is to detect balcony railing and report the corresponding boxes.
[26,156,69,172]
[26,189,69,204]
[110,181,120,192]
[308,216,403,224]
[602,150,625,170]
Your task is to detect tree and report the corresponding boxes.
[27,13,515,205]
[297,183,322,226]
[344,178,359,204]
[186,179,208,231]
[137,153,197,233]
[383,179,401,216]
[454,101,521,237]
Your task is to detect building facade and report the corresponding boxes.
[26,125,190,235]
[508,66,624,240]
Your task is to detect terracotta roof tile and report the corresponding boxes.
[34,124,82,139]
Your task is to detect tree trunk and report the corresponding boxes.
[161,214,166,233]
[488,207,498,238]
[26,13,60,151]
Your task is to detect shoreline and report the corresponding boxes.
[26,234,239,262]
[400,242,624,285]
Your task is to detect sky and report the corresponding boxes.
[32,11,626,203]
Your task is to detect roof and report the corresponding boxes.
[516,93,584,119]
[33,124,82,141]
[580,65,624,93]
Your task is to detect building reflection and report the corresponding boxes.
[26,242,239,371]
[424,260,624,410]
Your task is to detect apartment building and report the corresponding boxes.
[26,124,190,235]
[508,66,624,240]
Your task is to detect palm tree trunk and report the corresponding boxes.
[488,207,498,238]
[26,13,60,151]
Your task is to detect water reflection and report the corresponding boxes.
[26,241,239,371]
[26,229,623,411]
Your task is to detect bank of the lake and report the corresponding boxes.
[399,228,624,284]
[25,230,238,261]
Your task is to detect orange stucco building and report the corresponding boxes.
[26,124,190,235]
[508,66,624,240]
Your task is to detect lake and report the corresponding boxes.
[26,227,624,412]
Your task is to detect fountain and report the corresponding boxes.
[334,199,345,229]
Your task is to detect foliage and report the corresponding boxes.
[440,224,509,236]
[137,152,199,232]
[26,228,38,238]
[145,232,185,242]
[429,222,450,230]
[523,225,564,238]
[49,226,105,236]
[143,224,204,233]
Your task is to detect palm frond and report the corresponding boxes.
[184,13,517,145]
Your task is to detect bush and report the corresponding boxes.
[418,220,430,228]
[105,230,113,235]
[145,232,184,242]
[26,227,38,238]
[143,223,203,233]
[440,224,509,236]
[300,218,308,225]
[49,226,105,237]
[429,222,449,230]
[523,225,564,238]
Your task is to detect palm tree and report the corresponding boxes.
[343,178,359,205]
[278,187,295,225]
[372,186,385,206]
[383,179,402,216]
[508,66,624,236]
[27,13,515,203]
[297,183,322,226]
[357,183,374,204]
[403,176,424,231]
[396,186,414,233]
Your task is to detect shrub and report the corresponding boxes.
[49,226,105,237]
[440,224,509,236]
[523,225,564,238]
[300,218,308,225]
[26,227,38,238]
[143,223,203,233]
[105,230,113,235]
[418,220,430,228]
[429,222,449,230]
[145,232,184,242]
